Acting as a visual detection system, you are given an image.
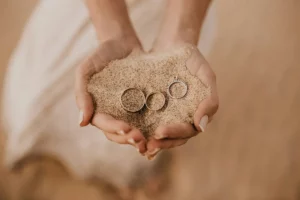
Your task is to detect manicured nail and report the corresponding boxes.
[148,148,161,155]
[154,134,164,140]
[147,149,161,161]
[137,149,146,156]
[127,138,136,145]
[78,110,84,125]
[147,154,158,161]
[136,148,144,154]
[199,115,209,132]
[117,130,126,135]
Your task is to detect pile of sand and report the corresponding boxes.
[88,46,211,137]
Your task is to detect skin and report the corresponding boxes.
[76,0,218,158]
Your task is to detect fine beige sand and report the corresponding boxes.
[1,0,300,200]
[88,46,210,136]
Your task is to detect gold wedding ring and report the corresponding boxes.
[145,92,166,111]
[120,88,146,112]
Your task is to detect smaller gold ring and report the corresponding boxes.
[120,88,146,113]
[145,92,166,111]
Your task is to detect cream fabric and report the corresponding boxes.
[2,0,217,187]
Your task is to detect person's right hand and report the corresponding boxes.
[75,36,147,154]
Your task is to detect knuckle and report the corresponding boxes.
[116,123,126,132]
[160,133,168,140]
[177,140,188,148]
[76,61,88,75]
[207,95,219,111]
[138,142,146,151]
[210,71,217,82]
[166,141,174,149]
[191,131,198,137]
[152,141,162,149]
[182,139,188,145]
[158,127,169,138]
[77,60,94,78]
[176,140,188,147]
[107,137,113,142]
[211,98,219,111]
[104,133,113,142]
[130,132,143,141]
[90,121,95,126]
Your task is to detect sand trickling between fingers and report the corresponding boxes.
[88,46,211,137]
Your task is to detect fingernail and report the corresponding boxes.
[147,149,160,160]
[148,148,161,155]
[117,130,126,135]
[154,134,164,140]
[147,155,158,161]
[136,148,144,154]
[137,149,146,156]
[127,138,136,145]
[78,110,84,125]
[199,115,209,132]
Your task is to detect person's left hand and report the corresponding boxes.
[146,44,219,160]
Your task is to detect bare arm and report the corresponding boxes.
[77,0,147,153]
[153,0,211,50]
[85,0,139,44]
[147,0,218,158]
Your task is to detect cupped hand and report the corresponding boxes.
[75,36,147,154]
[146,43,219,159]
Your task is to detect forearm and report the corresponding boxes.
[153,0,211,50]
[85,0,139,43]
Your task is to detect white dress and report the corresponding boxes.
[1,0,217,188]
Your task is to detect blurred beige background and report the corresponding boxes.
[0,0,37,164]
[0,0,37,84]
[0,0,36,199]
[0,2,124,200]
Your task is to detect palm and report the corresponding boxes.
[75,39,148,154]
[146,45,219,158]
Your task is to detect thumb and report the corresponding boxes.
[75,58,95,127]
[76,92,94,127]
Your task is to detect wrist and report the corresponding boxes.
[94,20,137,41]
[118,33,142,51]
[152,0,211,51]
[93,20,141,50]
[152,31,198,52]
[85,0,138,44]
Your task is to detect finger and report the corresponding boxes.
[135,141,147,154]
[194,94,219,133]
[75,58,95,127]
[127,128,147,154]
[185,48,216,87]
[185,47,209,76]
[185,48,219,132]
[92,114,147,152]
[92,113,132,135]
[153,123,197,140]
[193,57,218,133]
[147,138,188,150]
[102,129,147,154]
[146,138,188,160]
